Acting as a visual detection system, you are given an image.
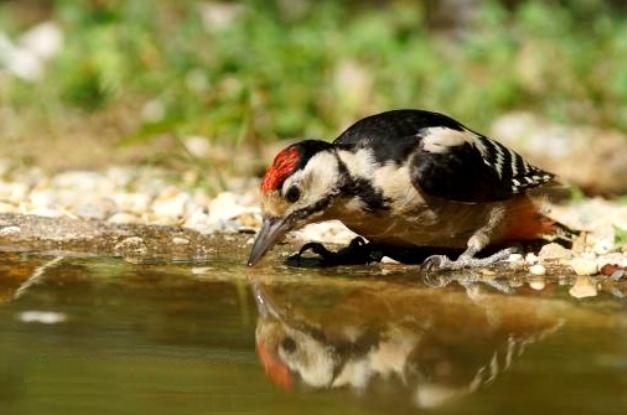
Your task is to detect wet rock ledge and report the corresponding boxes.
[0,213,245,261]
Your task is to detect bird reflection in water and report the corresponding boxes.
[253,276,564,409]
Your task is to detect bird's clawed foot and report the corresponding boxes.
[287,237,383,267]
[422,247,517,272]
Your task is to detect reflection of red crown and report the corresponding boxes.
[256,340,293,390]
[261,146,300,193]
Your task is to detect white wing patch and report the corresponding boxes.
[422,127,475,154]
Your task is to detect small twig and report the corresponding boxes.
[14,255,64,300]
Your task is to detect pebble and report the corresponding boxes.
[0,182,28,204]
[507,253,525,270]
[28,207,64,218]
[191,266,214,275]
[108,212,142,224]
[18,311,67,324]
[538,243,574,262]
[114,237,148,255]
[152,188,191,219]
[525,252,539,265]
[0,159,626,268]
[28,189,55,208]
[112,192,152,215]
[528,278,546,290]
[569,276,598,299]
[529,264,546,276]
[0,225,20,236]
[53,171,111,192]
[610,270,625,281]
[593,239,614,255]
[74,203,110,220]
[569,258,599,276]
[172,237,190,245]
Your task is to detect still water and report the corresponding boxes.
[0,251,625,415]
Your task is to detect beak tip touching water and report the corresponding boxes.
[247,217,288,267]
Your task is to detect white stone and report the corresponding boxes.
[112,192,152,214]
[538,243,574,262]
[0,225,20,236]
[52,171,112,193]
[528,278,546,290]
[18,310,67,324]
[114,237,147,255]
[191,266,214,275]
[0,182,29,204]
[19,22,63,60]
[0,33,43,80]
[172,237,190,245]
[106,166,134,187]
[507,253,525,270]
[292,220,359,245]
[201,2,244,30]
[593,238,614,255]
[569,258,599,276]
[141,99,165,123]
[569,276,598,299]
[74,203,109,220]
[183,136,211,158]
[529,264,546,276]
[28,189,55,208]
[28,207,64,218]
[108,212,141,224]
[152,189,191,219]
[207,191,257,224]
[183,208,217,234]
[525,252,538,264]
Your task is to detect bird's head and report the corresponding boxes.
[247,140,342,266]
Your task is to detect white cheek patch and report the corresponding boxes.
[300,152,340,204]
[422,127,475,154]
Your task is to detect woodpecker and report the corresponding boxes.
[248,109,567,269]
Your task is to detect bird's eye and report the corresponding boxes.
[285,186,301,203]
[280,337,297,354]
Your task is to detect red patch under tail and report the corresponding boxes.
[501,197,557,241]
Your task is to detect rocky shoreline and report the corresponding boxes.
[0,163,625,282]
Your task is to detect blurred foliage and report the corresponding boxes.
[2,0,627,149]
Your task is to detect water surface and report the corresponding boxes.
[0,251,625,415]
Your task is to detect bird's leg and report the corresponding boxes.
[422,206,514,271]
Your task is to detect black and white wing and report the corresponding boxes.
[333,109,554,203]
[411,126,554,203]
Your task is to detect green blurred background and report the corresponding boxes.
[1,0,626,173]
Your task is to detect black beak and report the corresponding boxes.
[247,217,290,267]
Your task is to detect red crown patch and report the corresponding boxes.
[261,146,300,193]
